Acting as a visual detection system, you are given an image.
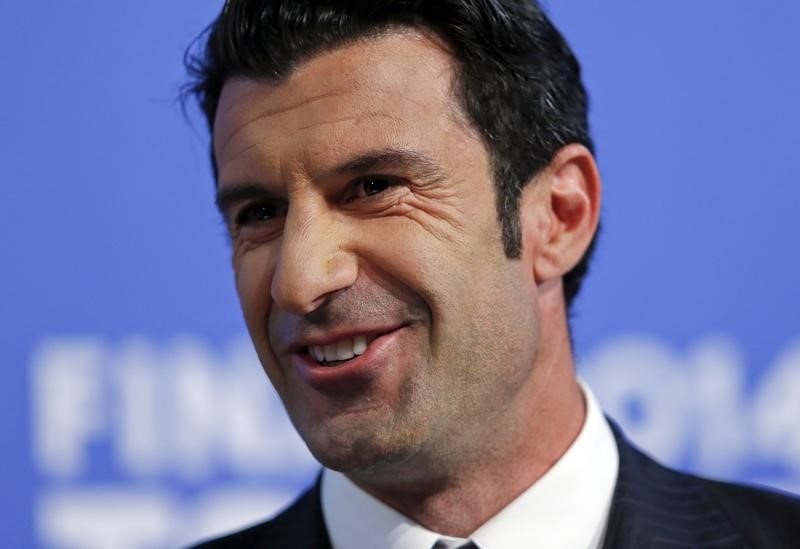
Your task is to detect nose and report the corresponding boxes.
[271,203,358,315]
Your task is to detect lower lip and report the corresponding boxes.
[292,327,406,392]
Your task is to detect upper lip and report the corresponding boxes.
[284,324,404,353]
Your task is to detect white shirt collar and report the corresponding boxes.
[321,380,619,549]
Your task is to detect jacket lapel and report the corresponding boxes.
[294,477,333,549]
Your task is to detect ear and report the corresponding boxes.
[520,144,601,286]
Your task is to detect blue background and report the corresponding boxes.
[2,2,798,547]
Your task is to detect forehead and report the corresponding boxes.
[212,30,476,182]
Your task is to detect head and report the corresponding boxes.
[184,0,601,484]
[187,0,597,307]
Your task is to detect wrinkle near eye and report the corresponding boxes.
[351,184,472,250]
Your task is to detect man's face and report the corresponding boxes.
[213,31,542,478]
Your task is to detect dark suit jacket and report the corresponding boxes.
[191,421,800,548]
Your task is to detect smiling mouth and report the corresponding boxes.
[304,334,377,366]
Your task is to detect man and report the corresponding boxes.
[185,1,800,547]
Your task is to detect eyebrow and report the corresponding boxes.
[215,147,446,216]
[321,147,447,181]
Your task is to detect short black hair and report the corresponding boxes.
[184,0,598,309]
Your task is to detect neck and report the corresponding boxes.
[349,293,585,537]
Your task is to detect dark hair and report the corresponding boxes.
[184,0,598,309]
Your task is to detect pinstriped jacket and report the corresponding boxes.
[193,421,800,548]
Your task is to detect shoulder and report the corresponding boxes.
[608,418,800,547]
[188,481,330,549]
[696,475,800,543]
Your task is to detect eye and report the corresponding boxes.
[234,201,285,228]
[361,177,392,196]
[347,176,398,202]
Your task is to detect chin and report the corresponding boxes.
[299,414,420,475]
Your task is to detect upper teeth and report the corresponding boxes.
[310,335,368,363]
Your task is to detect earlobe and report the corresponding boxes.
[526,144,602,285]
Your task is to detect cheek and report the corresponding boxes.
[233,248,274,331]
[234,248,292,390]
[356,221,448,308]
